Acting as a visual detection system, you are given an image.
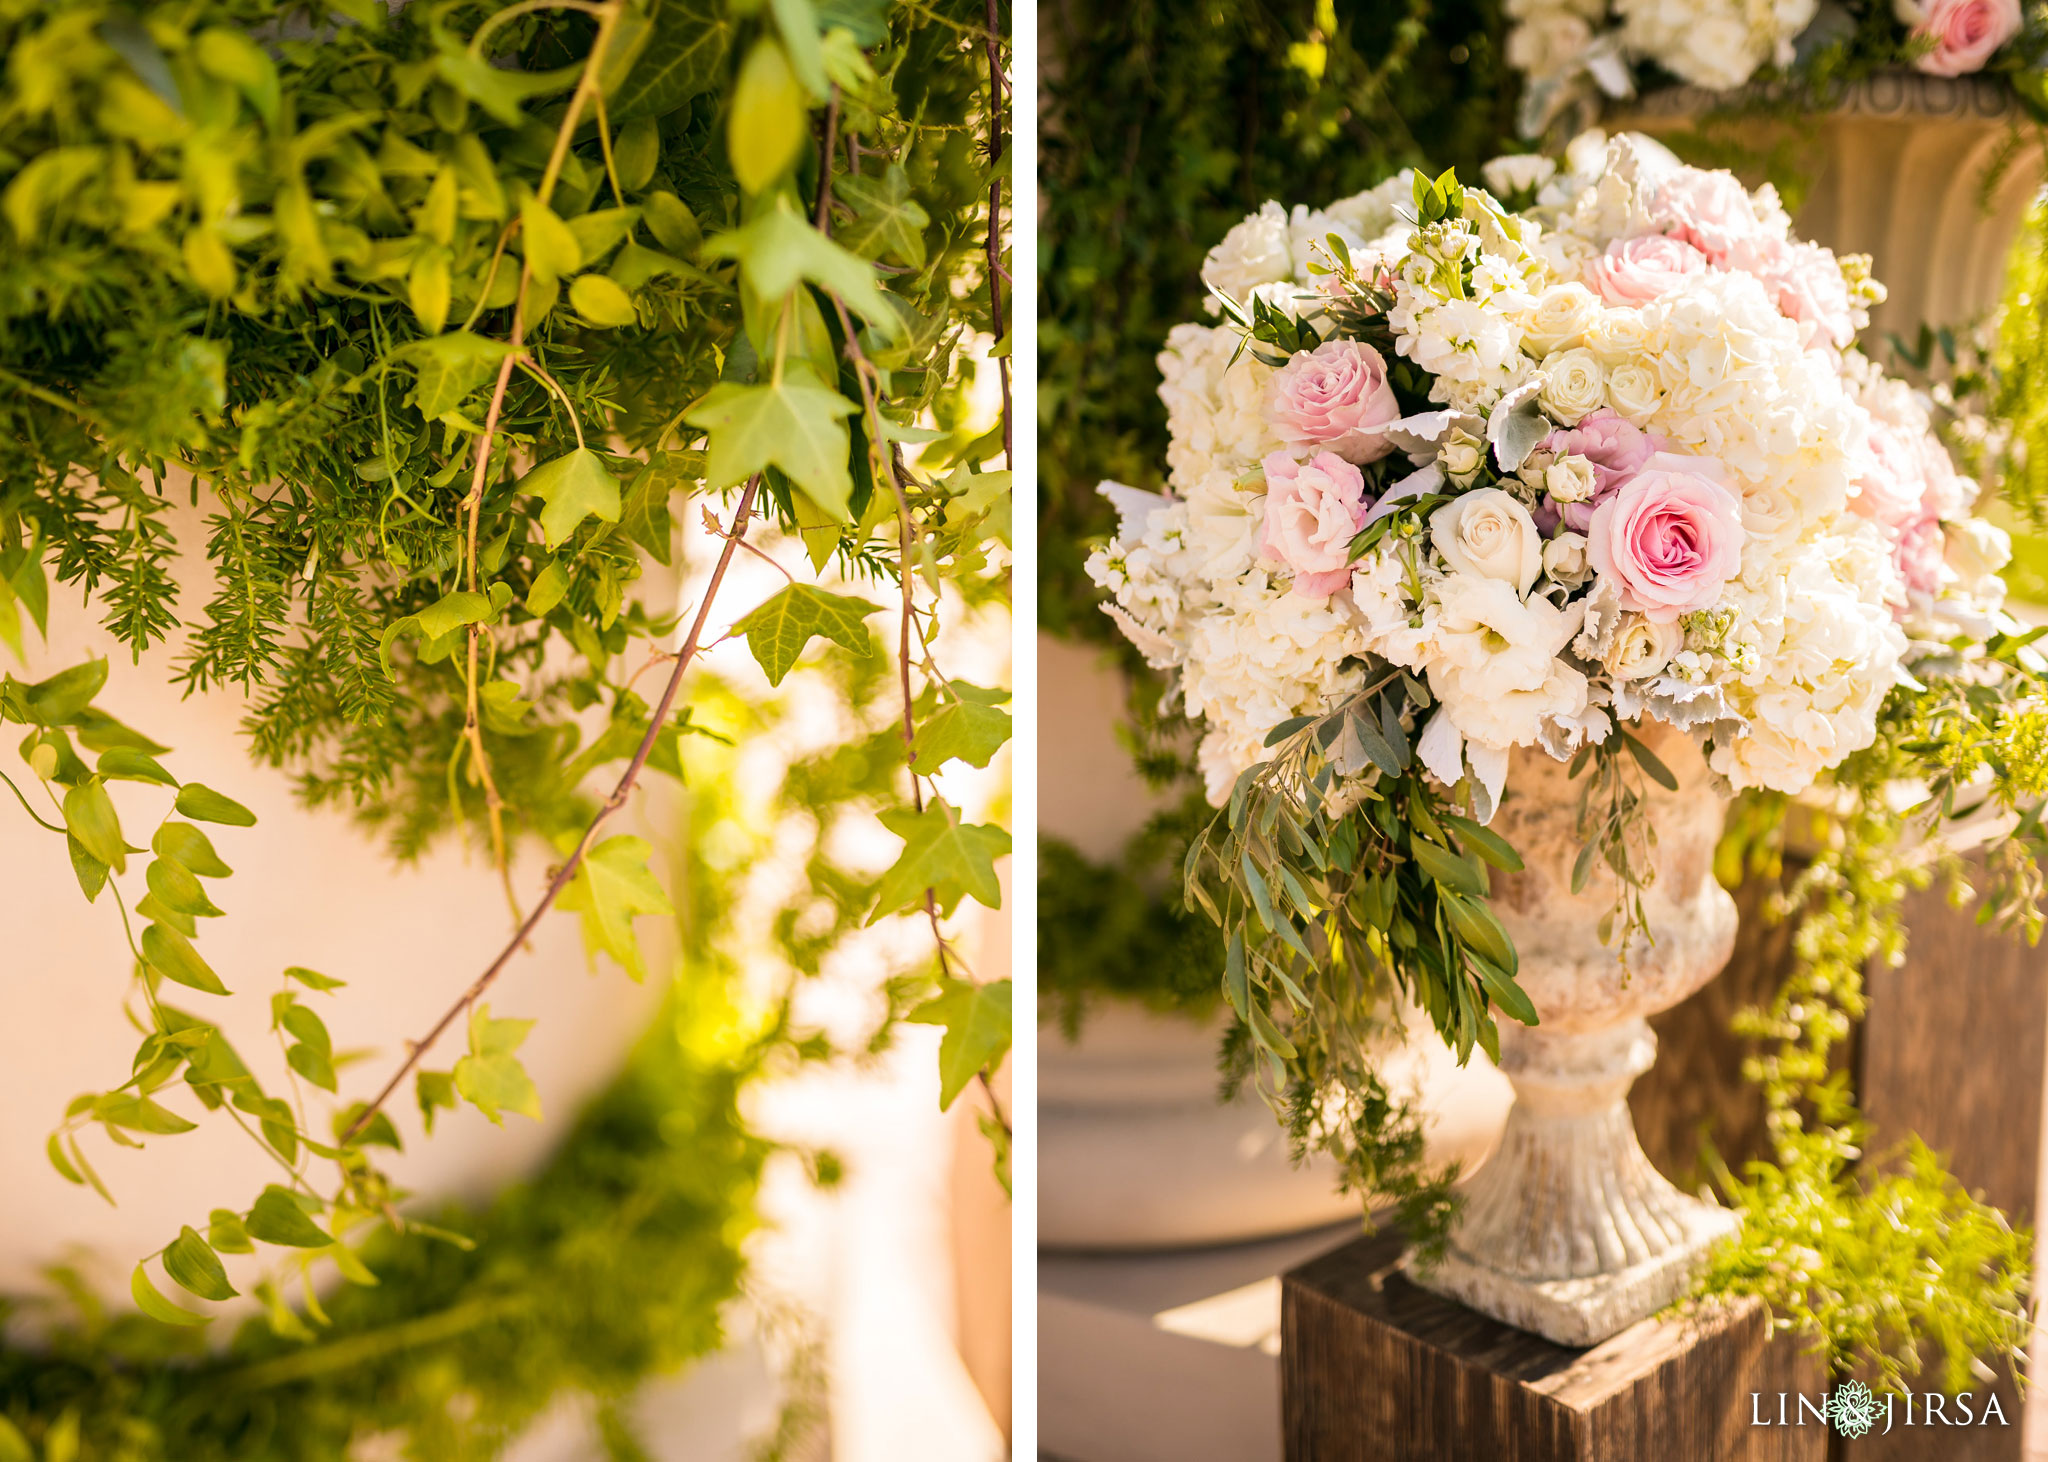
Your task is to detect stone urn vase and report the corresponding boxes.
[1404,724,1739,1346]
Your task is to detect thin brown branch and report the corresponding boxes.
[982,0,1010,463]
[815,88,842,234]
[342,477,762,1143]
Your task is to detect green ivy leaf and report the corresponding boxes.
[146,857,224,918]
[706,202,899,335]
[609,0,734,120]
[142,922,230,996]
[641,191,702,256]
[558,835,674,981]
[174,783,256,827]
[98,746,178,786]
[24,658,106,724]
[454,1004,543,1124]
[906,977,1012,1109]
[727,38,807,194]
[520,197,584,283]
[403,331,516,420]
[246,1184,330,1248]
[94,1092,197,1135]
[684,374,858,519]
[164,1224,237,1301]
[131,1263,209,1326]
[521,448,622,549]
[910,689,1012,773]
[569,273,641,327]
[208,1208,255,1254]
[152,822,230,878]
[836,164,930,267]
[284,965,344,991]
[869,799,1010,924]
[566,206,639,262]
[61,778,125,873]
[418,1070,458,1135]
[730,584,879,686]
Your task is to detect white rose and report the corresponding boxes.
[1946,517,2012,601]
[1539,347,1606,422]
[1544,531,1593,587]
[1603,614,1683,681]
[1506,8,1595,78]
[1520,283,1600,356]
[1545,454,1599,503]
[1441,433,1484,480]
[1201,202,1292,305]
[1584,307,1653,365]
[1605,362,1662,423]
[1483,154,1561,198]
[1431,488,1543,596]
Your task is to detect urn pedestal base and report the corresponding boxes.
[1400,1018,1740,1348]
[1405,1204,1739,1351]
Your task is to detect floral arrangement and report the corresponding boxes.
[1090,133,2007,827]
[1084,139,2048,1384]
[1506,0,2048,135]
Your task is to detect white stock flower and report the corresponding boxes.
[1484,154,1562,198]
[1432,489,1544,594]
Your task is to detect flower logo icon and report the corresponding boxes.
[1828,1381,1880,1439]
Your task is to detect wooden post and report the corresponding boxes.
[1282,1229,1828,1462]
[1835,878,2048,1462]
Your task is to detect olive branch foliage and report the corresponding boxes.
[1183,664,1536,1258]
[0,0,1011,1351]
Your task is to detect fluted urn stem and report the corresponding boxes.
[1402,725,1740,1347]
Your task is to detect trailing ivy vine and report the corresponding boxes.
[0,0,1011,1379]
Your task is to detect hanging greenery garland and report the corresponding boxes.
[0,0,1012,1405]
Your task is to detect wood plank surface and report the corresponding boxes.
[1282,1229,1827,1462]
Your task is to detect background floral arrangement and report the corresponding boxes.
[1508,0,2048,135]
[1085,131,2046,1386]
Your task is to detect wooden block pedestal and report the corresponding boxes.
[1282,1230,1827,1462]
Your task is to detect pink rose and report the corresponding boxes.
[1894,511,1948,598]
[1742,237,1858,351]
[1909,0,2021,75]
[1261,450,1368,598]
[1653,171,1767,263]
[1269,340,1402,464]
[1852,422,1929,528]
[1541,410,1665,532]
[1586,453,1746,622]
[1584,234,1708,306]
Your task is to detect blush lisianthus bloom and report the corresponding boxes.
[1260,451,1369,598]
[1541,409,1660,530]
[1586,453,1746,622]
[1269,340,1402,463]
[1899,0,2023,74]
